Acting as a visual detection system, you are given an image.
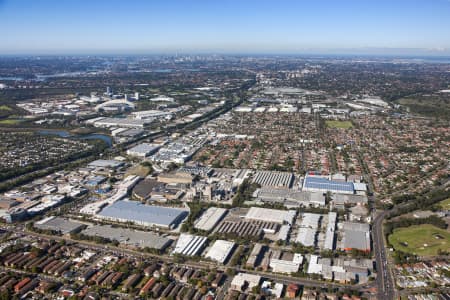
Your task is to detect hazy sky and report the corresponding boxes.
[1,0,450,55]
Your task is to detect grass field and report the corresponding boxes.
[388,224,450,256]
[325,120,353,129]
[0,118,23,125]
[438,198,450,210]
[0,105,12,111]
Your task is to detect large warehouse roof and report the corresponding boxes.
[204,240,235,264]
[245,207,296,225]
[97,200,188,228]
[81,225,171,250]
[303,176,354,194]
[194,207,227,231]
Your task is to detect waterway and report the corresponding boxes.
[38,130,113,147]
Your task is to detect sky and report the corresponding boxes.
[1,0,450,55]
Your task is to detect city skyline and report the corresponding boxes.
[1,0,450,55]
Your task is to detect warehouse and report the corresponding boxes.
[253,171,294,188]
[295,213,323,247]
[88,159,124,169]
[81,225,171,250]
[172,234,207,256]
[126,143,161,158]
[245,207,296,225]
[91,117,149,128]
[303,175,354,194]
[253,188,326,208]
[230,273,261,291]
[194,207,228,231]
[34,217,85,235]
[132,179,165,201]
[269,253,303,274]
[97,200,188,229]
[341,222,371,252]
[204,240,235,264]
[324,212,337,250]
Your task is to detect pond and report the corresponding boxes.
[38,130,113,147]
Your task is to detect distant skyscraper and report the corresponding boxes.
[106,86,111,95]
[135,92,140,100]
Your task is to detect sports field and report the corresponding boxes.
[325,120,353,129]
[388,224,450,256]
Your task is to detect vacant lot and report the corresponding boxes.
[325,120,353,129]
[388,224,450,256]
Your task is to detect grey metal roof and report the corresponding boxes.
[98,200,188,227]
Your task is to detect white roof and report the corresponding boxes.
[204,240,235,263]
[245,207,296,224]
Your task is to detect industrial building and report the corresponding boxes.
[88,117,149,128]
[204,240,235,264]
[252,171,294,188]
[126,143,161,158]
[269,252,303,274]
[194,207,228,232]
[97,200,188,229]
[132,179,165,201]
[341,222,371,252]
[295,213,323,247]
[88,159,124,169]
[131,110,172,120]
[245,207,296,225]
[303,175,354,194]
[230,273,261,291]
[34,217,85,235]
[81,225,171,250]
[324,212,337,250]
[253,187,326,208]
[172,234,207,256]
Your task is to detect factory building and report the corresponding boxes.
[204,240,235,264]
[303,175,354,194]
[97,200,188,229]
[324,212,337,250]
[295,213,322,247]
[269,253,303,274]
[126,143,161,158]
[252,171,294,188]
[245,207,296,225]
[194,207,228,232]
[341,222,371,252]
[230,273,261,291]
[172,234,207,256]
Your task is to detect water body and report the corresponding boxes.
[38,130,113,147]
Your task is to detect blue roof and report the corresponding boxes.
[98,200,188,227]
[304,176,354,193]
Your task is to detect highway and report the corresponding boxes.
[372,210,396,300]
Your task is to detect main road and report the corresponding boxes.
[372,210,396,300]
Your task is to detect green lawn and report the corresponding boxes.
[0,118,23,125]
[325,120,353,129]
[388,224,450,256]
[438,198,450,210]
[0,105,12,111]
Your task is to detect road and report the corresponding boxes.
[2,227,367,292]
[372,210,396,300]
